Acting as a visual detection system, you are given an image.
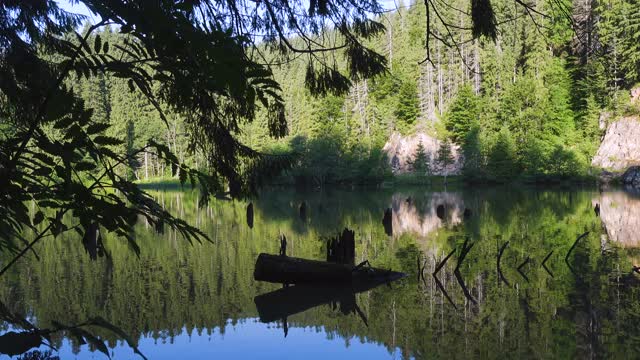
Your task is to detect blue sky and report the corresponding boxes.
[57,0,92,17]
[56,0,404,19]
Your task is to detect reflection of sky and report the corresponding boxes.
[17,318,403,359]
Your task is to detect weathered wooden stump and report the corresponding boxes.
[327,228,355,265]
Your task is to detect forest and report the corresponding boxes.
[69,0,640,185]
[3,2,640,358]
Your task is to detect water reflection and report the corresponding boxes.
[593,190,640,247]
[255,284,371,327]
[1,187,640,359]
[391,192,464,239]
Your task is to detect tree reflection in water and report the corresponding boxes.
[1,187,640,359]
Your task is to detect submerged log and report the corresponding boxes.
[254,253,405,285]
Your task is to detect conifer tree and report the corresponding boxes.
[487,127,518,181]
[436,140,454,183]
[408,141,430,177]
[445,84,479,145]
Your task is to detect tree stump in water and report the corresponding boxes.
[299,202,307,221]
[327,228,355,265]
[382,208,393,236]
[246,202,254,228]
[279,234,287,256]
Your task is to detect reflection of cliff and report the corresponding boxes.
[593,191,640,247]
[391,192,464,238]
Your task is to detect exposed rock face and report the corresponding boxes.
[593,191,640,248]
[382,132,464,175]
[622,166,640,188]
[591,117,640,171]
[632,86,640,104]
[598,111,611,131]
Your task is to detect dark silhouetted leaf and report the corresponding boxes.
[93,136,123,146]
[86,122,110,135]
[32,211,44,226]
[0,331,42,356]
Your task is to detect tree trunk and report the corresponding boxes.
[144,151,148,180]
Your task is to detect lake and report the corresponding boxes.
[2,186,640,359]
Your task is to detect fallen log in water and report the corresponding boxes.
[253,253,405,285]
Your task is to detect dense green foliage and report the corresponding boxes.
[278,0,640,182]
[0,0,393,280]
[63,0,640,185]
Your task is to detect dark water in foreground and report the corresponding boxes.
[2,186,640,359]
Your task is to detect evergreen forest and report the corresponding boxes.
[69,0,640,185]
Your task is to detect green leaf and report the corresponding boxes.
[72,327,110,358]
[93,136,124,146]
[0,331,43,355]
[86,122,111,135]
[90,317,148,360]
[94,35,102,54]
[116,230,141,257]
[32,166,53,177]
[32,211,44,226]
[32,152,56,166]
[74,31,92,54]
[179,166,187,185]
[38,201,59,209]
[75,161,97,171]
[53,115,74,129]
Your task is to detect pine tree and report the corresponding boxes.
[408,141,430,177]
[445,84,479,145]
[462,123,484,179]
[436,140,454,183]
[394,78,420,128]
[487,127,518,181]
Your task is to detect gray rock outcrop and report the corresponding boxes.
[591,117,640,171]
[382,132,463,175]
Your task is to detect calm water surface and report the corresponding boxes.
[2,186,640,359]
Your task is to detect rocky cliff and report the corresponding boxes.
[591,116,640,171]
[382,132,464,175]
